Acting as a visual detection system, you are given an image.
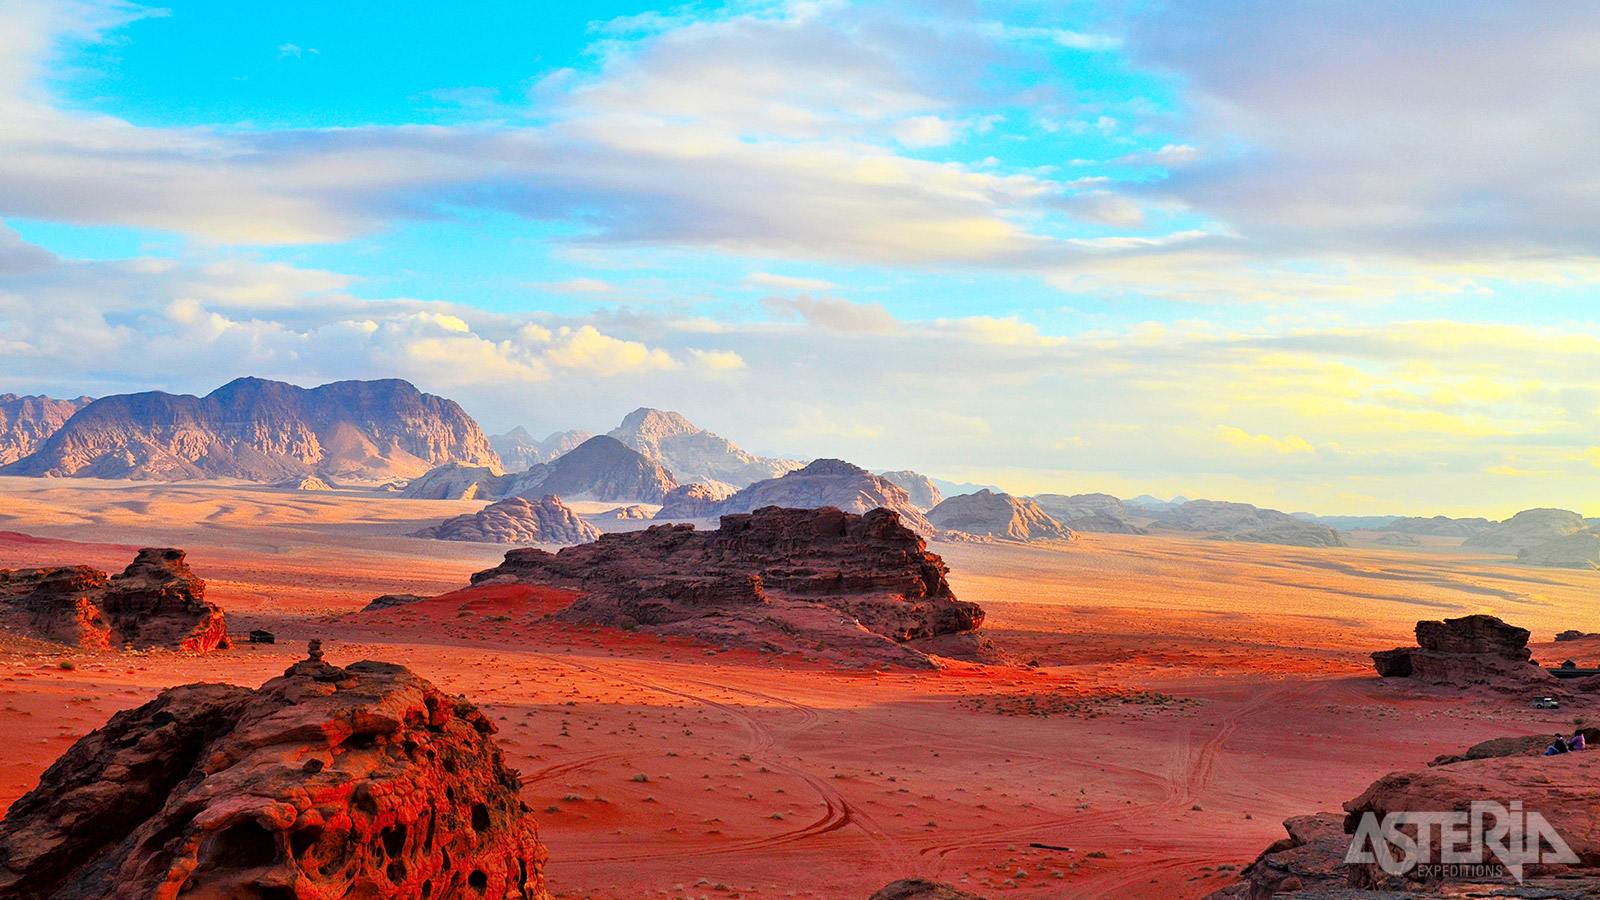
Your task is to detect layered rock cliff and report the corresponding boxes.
[0,393,92,465]
[926,490,1072,542]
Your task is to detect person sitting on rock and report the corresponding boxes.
[1545,734,1572,755]
[1567,731,1587,752]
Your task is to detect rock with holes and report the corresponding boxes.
[0,548,228,652]
[0,657,547,900]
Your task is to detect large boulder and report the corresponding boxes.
[471,505,989,667]
[1371,615,1551,692]
[0,656,548,900]
[0,548,228,651]
[411,496,601,545]
[868,880,990,900]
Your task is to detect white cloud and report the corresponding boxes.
[761,295,896,333]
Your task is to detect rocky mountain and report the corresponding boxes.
[1462,507,1587,554]
[927,490,1072,542]
[687,459,935,536]
[0,548,228,651]
[655,481,740,518]
[1153,499,1345,547]
[1029,492,1145,534]
[1517,529,1600,569]
[412,496,602,545]
[878,471,943,510]
[489,426,592,472]
[470,505,992,667]
[1125,494,1190,511]
[0,393,92,465]
[1380,514,1495,537]
[607,407,802,487]
[403,436,677,505]
[1,377,500,483]
[1290,512,1398,529]
[400,463,503,500]
[0,655,548,899]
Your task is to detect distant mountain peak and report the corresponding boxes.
[607,407,803,488]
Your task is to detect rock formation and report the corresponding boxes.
[1,377,500,483]
[1462,508,1587,554]
[404,437,677,505]
[1381,515,1495,537]
[655,481,739,519]
[0,393,92,465]
[691,460,935,537]
[868,880,990,900]
[411,496,601,545]
[1517,530,1600,569]
[0,548,228,651]
[488,427,592,472]
[0,657,548,900]
[1370,614,1553,692]
[1202,813,1351,899]
[510,435,677,503]
[277,475,334,491]
[470,505,991,668]
[400,464,504,500]
[597,505,650,519]
[1154,500,1345,547]
[1028,493,1145,534]
[878,471,943,510]
[926,490,1072,542]
[1207,736,1600,899]
[608,407,802,488]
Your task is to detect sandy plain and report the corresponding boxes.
[1,476,1597,900]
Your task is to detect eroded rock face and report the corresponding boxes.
[1381,515,1494,537]
[488,427,592,473]
[1371,615,1549,692]
[0,393,92,465]
[411,496,602,545]
[0,658,548,900]
[878,471,943,511]
[1153,500,1345,548]
[1029,493,1146,534]
[926,490,1072,542]
[0,548,228,651]
[471,505,989,667]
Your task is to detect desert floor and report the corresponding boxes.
[2,477,1597,900]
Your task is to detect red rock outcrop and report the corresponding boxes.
[1371,615,1552,692]
[1203,813,1351,900]
[0,548,228,651]
[471,505,992,667]
[0,656,548,900]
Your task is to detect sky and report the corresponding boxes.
[1,0,1597,517]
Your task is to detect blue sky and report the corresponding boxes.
[2,0,1598,515]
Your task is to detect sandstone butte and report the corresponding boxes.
[465,505,995,668]
[0,548,228,652]
[0,655,548,900]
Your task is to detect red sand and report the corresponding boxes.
[2,481,1596,899]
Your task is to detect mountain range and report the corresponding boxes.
[402,435,678,504]
[606,408,803,487]
[0,377,499,482]
[0,393,93,465]
[487,427,593,473]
